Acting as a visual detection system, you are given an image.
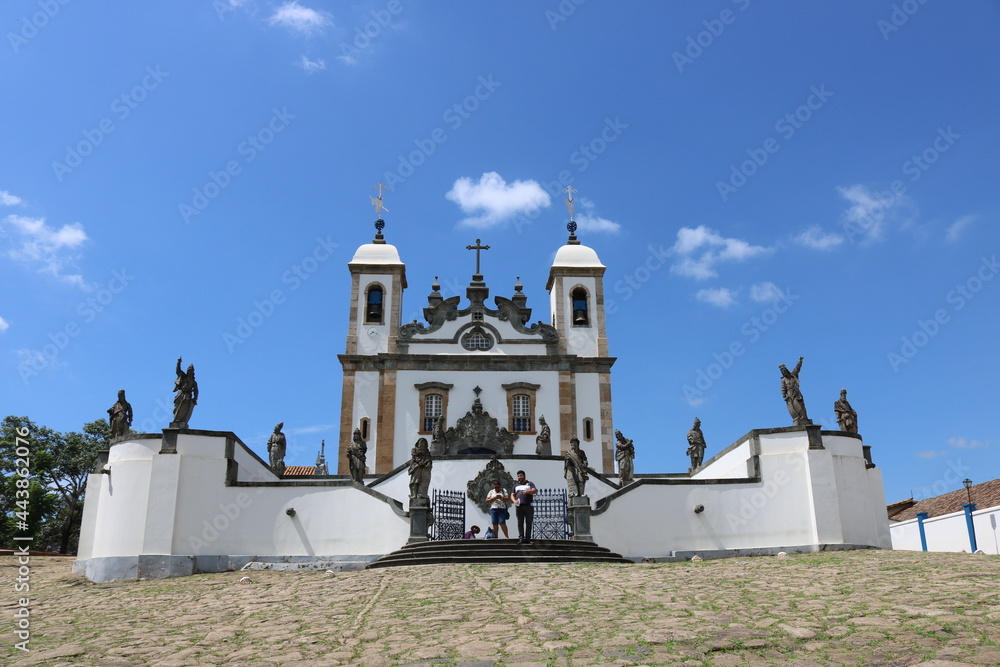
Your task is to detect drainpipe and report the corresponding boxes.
[962,503,978,553]
[916,512,929,552]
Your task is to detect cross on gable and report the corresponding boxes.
[465,238,491,278]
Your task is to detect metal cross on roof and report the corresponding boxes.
[465,238,490,276]
[563,184,577,221]
[370,181,389,220]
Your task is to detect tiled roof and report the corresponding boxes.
[887,478,1000,522]
[282,466,317,476]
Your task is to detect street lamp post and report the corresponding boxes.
[961,478,978,552]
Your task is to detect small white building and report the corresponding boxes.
[888,479,1000,554]
[75,218,892,582]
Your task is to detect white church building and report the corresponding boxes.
[74,210,892,582]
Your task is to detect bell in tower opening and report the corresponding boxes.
[572,287,589,326]
[366,285,384,323]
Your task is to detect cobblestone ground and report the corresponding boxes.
[2,549,999,666]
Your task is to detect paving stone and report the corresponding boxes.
[4,551,999,666]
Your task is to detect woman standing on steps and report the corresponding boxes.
[485,480,510,539]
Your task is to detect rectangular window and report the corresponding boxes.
[423,394,443,432]
[512,394,531,433]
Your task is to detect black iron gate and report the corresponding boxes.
[430,489,465,540]
[532,488,568,540]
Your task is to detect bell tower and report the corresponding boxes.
[545,186,615,473]
[339,185,407,475]
[546,187,608,358]
[344,185,407,356]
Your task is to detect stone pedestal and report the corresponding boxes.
[567,495,592,541]
[408,497,431,544]
[160,429,179,454]
[862,444,875,469]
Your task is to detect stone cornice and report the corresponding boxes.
[338,353,617,373]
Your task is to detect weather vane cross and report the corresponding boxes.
[370,181,389,220]
[563,184,577,221]
[465,238,490,276]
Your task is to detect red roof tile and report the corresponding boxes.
[282,466,317,477]
[888,478,1000,522]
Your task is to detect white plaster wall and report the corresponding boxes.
[573,372,603,468]
[83,434,409,561]
[406,341,550,355]
[592,430,888,559]
[80,429,891,568]
[974,508,1000,554]
[353,370,380,469]
[87,440,158,556]
[889,519,924,551]
[691,438,753,479]
[866,467,893,549]
[393,369,561,465]
[414,317,543,343]
[172,475,406,556]
[890,506,1000,554]
[370,457,620,533]
[557,275,599,357]
[827,437,882,546]
[592,465,816,558]
[355,272,399,355]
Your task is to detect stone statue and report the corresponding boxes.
[834,389,858,434]
[564,435,589,497]
[408,437,432,499]
[614,429,635,485]
[170,357,198,429]
[779,356,811,426]
[348,427,368,483]
[686,418,707,473]
[430,417,446,456]
[267,422,286,475]
[107,389,133,440]
[535,415,551,456]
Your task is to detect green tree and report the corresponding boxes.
[1,416,107,553]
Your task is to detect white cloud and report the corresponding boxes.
[795,225,843,250]
[670,226,769,280]
[337,52,359,66]
[695,287,738,308]
[1,191,23,206]
[947,437,990,449]
[298,55,327,73]
[16,348,47,367]
[268,1,331,35]
[2,214,88,285]
[914,450,948,459]
[574,197,621,234]
[0,316,9,333]
[945,215,976,243]
[749,282,784,303]
[838,184,914,245]
[289,423,336,435]
[446,172,551,229]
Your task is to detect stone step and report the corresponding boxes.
[367,539,633,569]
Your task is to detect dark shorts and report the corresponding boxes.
[490,507,507,524]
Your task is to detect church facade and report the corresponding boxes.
[73,210,892,583]
[337,224,615,475]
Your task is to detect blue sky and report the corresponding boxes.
[2,1,998,504]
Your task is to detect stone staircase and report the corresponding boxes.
[366,538,633,569]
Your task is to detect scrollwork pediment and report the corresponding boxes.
[466,458,515,514]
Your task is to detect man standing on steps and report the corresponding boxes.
[511,470,537,545]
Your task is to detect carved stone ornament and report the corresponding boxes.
[438,397,519,456]
[466,458,516,514]
[398,295,558,343]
